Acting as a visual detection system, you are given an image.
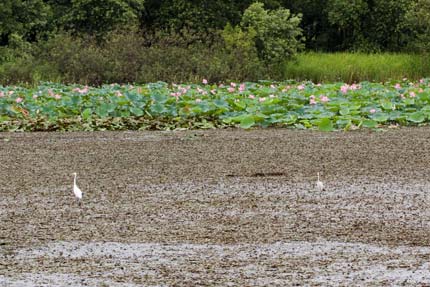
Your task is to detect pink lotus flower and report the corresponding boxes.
[297,85,305,90]
[394,83,401,89]
[32,94,38,99]
[340,84,349,94]
[239,83,246,92]
[309,98,317,105]
[320,95,329,103]
[409,91,416,98]
[196,87,206,95]
[369,109,376,114]
[202,79,208,85]
[350,83,360,90]
[259,97,266,102]
[316,83,322,87]
[419,88,424,93]
[249,95,255,99]
[219,84,225,88]
[179,87,188,94]
[16,97,23,103]
[115,91,123,97]
[0,91,4,97]
[420,79,424,84]
[230,82,236,88]
[228,87,235,93]
[54,94,62,100]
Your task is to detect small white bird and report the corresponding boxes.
[316,172,325,191]
[73,172,83,201]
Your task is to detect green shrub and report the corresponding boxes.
[0,29,275,85]
[240,2,304,64]
[137,29,266,83]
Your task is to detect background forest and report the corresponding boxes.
[1,0,430,84]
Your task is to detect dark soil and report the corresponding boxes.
[1,128,430,286]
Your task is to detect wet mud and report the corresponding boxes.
[1,128,430,285]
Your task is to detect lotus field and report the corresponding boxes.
[1,79,430,131]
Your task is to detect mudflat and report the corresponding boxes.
[1,128,430,286]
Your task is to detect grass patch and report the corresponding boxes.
[284,52,430,83]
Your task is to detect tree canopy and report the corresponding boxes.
[0,0,428,52]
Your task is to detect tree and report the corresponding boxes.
[139,0,284,35]
[365,0,411,51]
[56,0,145,38]
[239,2,304,64]
[324,0,413,51]
[325,0,369,50]
[0,0,52,45]
[404,0,430,52]
[279,0,332,51]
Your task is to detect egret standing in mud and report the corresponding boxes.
[73,172,83,202]
[316,172,325,191]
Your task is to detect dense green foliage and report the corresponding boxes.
[56,0,145,38]
[1,79,430,131]
[0,0,51,45]
[0,30,275,85]
[138,0,425,52]
[0,0,429,85]
[404,0,430,52]
[1,0,429,51]
[323,0,411,51]
[239,3,303,63]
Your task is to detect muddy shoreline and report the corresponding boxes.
[2,128,430,285]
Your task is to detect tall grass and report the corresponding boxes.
[284,52,430,83]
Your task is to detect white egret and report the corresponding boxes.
[72,172,83,201]
[316,172,325,191]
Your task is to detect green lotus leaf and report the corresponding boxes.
[318,118,334,131]
[240,114,255,129]
[407,112,426,123]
